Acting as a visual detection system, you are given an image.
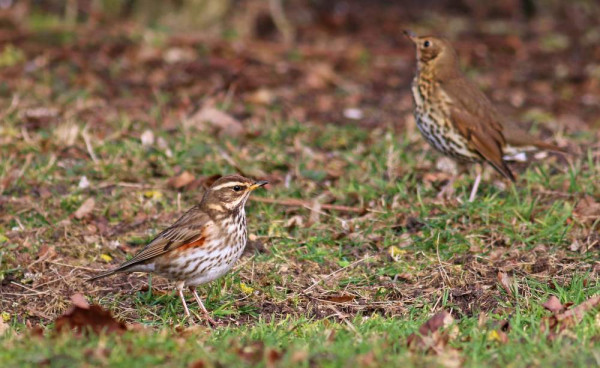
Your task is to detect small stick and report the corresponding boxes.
[303,255,370,293]
[82,126,99,164]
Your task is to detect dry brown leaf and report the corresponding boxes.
[189,359,207,368]
[54,294,126,335]
[542,295,565,313]
[71,293,90,309]
[497,271,512,295]
[36,244,56,261]
[73,198,95,219]
[573,196,600,223]
[246,88,275,105]
[323,295,355,303]
[541,295,600,340]
[407,310,455,352]
[265,348,283,368]
[557,295,600,323]
[418,310,455,335]
[235,341,265,364]
[187,105,245,138]
[168,171,196,189]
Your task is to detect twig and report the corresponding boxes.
[251,197,366,214]
[82,125,99,164]
[435,233,451,287]
[96,182,154,189]
[0,93,19,120]
[10,281,50,295]
[303,255,370,293]
[46,260,99,271]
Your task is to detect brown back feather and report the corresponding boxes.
[443,76,515,181]
[88,207,213,281]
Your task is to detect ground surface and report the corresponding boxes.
[1,1,600,367]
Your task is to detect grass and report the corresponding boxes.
[2,114,599,367]
[2,6,600,367]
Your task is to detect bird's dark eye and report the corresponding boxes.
[423,40,431,48]
[232,185,242,192]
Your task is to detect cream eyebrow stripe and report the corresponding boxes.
[211,182,247,191]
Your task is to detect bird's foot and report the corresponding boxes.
[436,178,456,200]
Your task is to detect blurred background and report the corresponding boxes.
[2,0,600,342]
[1,0,599,139]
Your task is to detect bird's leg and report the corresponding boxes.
[190,286,216,326]
[176,281,190,317]
[436,176,456,200]
[469,165,483,202]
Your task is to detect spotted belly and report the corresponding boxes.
[415,111,480,163]
[153,237,246,287]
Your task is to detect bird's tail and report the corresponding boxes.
[501,122,569,155]
[529,140,568,154]
[87,268,119,282]
[489,159,516,182]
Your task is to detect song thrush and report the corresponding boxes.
[405,31,563,201]
[89,175,268,324]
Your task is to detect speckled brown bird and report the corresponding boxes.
[89,175,267,324]
[405,31,564,201]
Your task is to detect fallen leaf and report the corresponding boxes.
[54,294,126,335]
[497,271,513,295]
[417,310,454,336]
[573,196,600,223]
[100,254,113,262]
[143,190,163,200]
[542,295,565,313]
[246,88,275,105]
[186,105,244,138]
[356,351,376,367]
[541,294,600,340]
[71,293,90,309]
[407,310,455,352]
[235,341,265,364]
[189,359,206,368]
[323,295,355,303]
[486,329,508,344]
[557,295,600,323]
[388,245,407,260]
[266,348,283,368]
[285,215,305,230]
[168,171,195,189]
[239,282,255,295]
[36,244,56,261]
[73,198,95,219]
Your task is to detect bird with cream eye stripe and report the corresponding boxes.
[89,174,268,325]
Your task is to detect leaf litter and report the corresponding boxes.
[0,1,600,365]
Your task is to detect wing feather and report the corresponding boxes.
[443,77,515,181]
[107,207,212,272]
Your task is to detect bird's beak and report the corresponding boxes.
[403,29,417,43]
[249,180,268,191]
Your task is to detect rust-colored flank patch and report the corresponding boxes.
[175,236,206,252]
